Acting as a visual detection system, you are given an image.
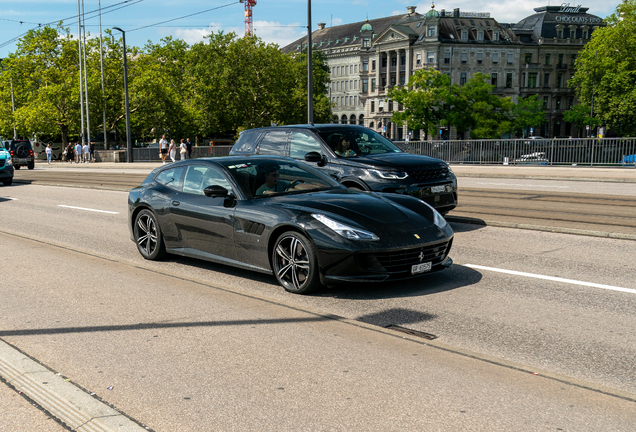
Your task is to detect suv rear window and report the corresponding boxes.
[257,131,288,156]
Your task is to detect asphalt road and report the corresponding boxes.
[1,181,636,430]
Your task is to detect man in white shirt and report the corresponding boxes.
[159,135,168,164]
[82,142,90,163]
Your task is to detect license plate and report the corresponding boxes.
[431,185,445,194]
[17,159,27,163]
[411,262,432,274]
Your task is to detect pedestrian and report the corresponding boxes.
[186,138,192,159]
[179,139,187,160]
[75,141,83,164]
[90,141,95,162]
[169,139,177,162]
[65,143,74,163]
[159,135,168,164]
[45,144,53,164]
[82,142,90,163]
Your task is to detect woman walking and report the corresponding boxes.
[169,139,177,163]
[45,144,53,164]
[179,139,188,160]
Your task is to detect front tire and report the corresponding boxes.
[2,180,11,186]
[134,209,166,260]
[272,231,320,294]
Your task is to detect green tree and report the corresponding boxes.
[512,95,546,137]
[447,73,513,139]
[563,103,601,136]
[388,69,450,139]
[0,25,82,145]
[569,0,636,135]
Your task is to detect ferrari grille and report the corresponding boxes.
[360,239,452,273]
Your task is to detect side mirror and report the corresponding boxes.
[204,185,229,198]
[305,151,327,166]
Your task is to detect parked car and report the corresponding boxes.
[7,139,35,169]
[523,136,549,146]
[128,156,454,294]
[517,152,549,164]
[230,124,457,214]
[0,145,14,185]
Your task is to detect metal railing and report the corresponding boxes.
[132,145,233,162]
[395,138,636,166]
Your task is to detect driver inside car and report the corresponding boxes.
[255,163,317,196]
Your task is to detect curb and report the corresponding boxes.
[455,173,636,183]
[0,338,150,432]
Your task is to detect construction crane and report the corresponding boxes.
[242,0,257,36]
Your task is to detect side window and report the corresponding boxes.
[155,166,185,191]
[289,132,323,160]
[257,131,289,156]
[232,131,261,154]
[183,165,233,195]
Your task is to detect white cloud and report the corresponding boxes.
[252,20,306,47]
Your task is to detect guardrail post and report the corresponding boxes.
[550,139,554,166]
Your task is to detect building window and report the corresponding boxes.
[569,97,574,109]
[557,27,564,39]
[372,60,376,70]
[460,72,467,85]
[382,57,387,68]
[371,78,376,92]
[543,72,550,88]
[401,55,406,66]
[556,97,561,110]
[416,53,421,65]
[476,52,483,63]
[477,30,484,41]
[362,60,368,71]
[362,79,368,93]
[381,77,386,87]
[427,51,435,64]
[507,53,513,64]
[543,96,549,109]
[506,72,513,88]
[391,57,397,67]
[444,51,451,64]
[428,25,436,37]
[400,75,405,85]
[390,76,396,86]
[582,28,589,39]
[461,29,468,41]
[525,53,532,64]
[492,52,499,63]
[528,72,537,88]
[545,53,551,65]
[461,52,467,64]
[363,38,370,48]
[491,72,498,87]
[558,54,564,67]
[493,29,500,41]
[571,54,577,65]
[371,101,375,112]
[569,27,576,39]
[557,74,563,88]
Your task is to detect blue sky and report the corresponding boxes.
[0,0,621,58]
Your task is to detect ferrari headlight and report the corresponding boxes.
[312,214,379,241]
[433,209,447,229]
[369,169,409,180]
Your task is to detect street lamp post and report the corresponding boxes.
[112,27,133,163]
[307,0,313,125]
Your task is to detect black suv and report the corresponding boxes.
[7,139,35,170]
[230,124,457,214]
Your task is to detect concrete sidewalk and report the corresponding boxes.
[36,159,636,182]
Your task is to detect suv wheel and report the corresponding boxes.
[2,180,11,186]
[14,165,20,170]
[28,162,35,170]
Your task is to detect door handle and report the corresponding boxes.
[172,200,180,206]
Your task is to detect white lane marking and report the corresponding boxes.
[58,205,119,214]
[467,182,569,188]
[466,264,636,295]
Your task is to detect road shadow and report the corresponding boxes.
[356,308,437,327]
[448,218,487,233]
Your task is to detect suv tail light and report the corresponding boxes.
[30,150,34,156]
[10,150,13,156]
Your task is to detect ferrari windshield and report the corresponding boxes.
[219,158,342,199]
[317,128,402,158]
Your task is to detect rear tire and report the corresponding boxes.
[28,162,35,170]
[272,231,320,294]
[14,165,20,170]
[134,209,166,260]
[2,180,11,186]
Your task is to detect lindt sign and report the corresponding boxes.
[558,3,583,13]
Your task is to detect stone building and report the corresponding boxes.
[282,4,605,139]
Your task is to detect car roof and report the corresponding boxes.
[241,124,370,133]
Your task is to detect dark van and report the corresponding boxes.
[230,124,457,214]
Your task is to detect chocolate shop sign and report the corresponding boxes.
[554,3,604,23]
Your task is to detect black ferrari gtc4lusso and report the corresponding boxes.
[128,156,453,294]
